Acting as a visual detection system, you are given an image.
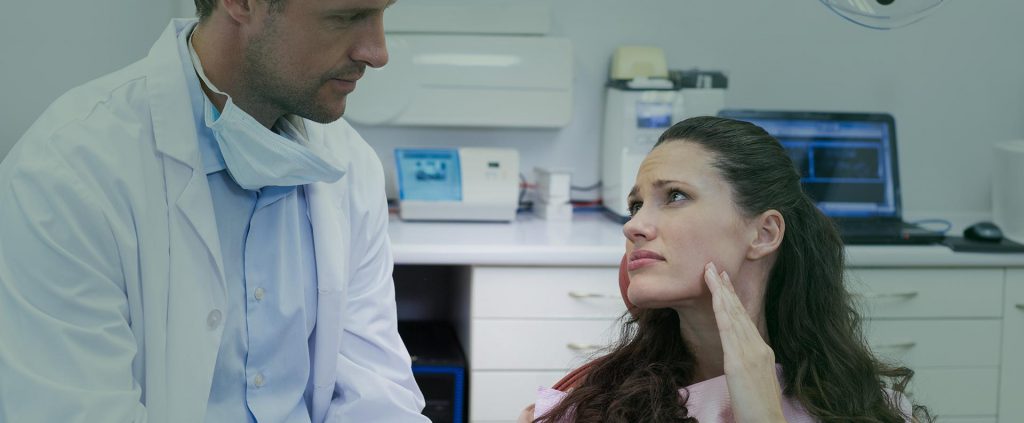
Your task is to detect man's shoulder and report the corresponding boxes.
[3,59,162,195]
[48,59,152,132]
[18,59,157,158]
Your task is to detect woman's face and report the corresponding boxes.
[622,140,755,309]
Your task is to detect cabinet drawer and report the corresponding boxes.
[910,368,999,416]
[999,269,1024,423]
[472,266,626,318]
[472,319,617,370]
[847,268,1003,318]
[470,371,566,422]
[863,320,1001,367]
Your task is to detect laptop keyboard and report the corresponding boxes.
[835,219,908,233]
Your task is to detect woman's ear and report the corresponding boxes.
[747,210,784,260]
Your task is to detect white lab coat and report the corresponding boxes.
[0,19,426,423]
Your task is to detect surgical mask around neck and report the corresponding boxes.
[187,28,343,191]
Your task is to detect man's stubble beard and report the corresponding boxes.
[242,20,344,124]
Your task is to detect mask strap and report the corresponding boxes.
[187,27,229,98]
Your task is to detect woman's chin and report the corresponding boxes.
[627,286,706,310]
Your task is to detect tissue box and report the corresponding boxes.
[534,167,572,203]
[534,199,573,221]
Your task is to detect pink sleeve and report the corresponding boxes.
[533,387,569,421]
[884,389,915,422]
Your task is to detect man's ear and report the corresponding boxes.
[219,0,256,24]
[747,210,784,260]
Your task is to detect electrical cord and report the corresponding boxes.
[909,219,953,234]
[571,181,602,191]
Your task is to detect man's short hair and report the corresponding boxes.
[194,0,286,20]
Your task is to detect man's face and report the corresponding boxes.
[242,0,391,123]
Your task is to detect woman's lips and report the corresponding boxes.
[627,249,665,271]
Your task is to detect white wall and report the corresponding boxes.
[3,0,1022,215]
[0,1,181,160]
[355,0,1024,215]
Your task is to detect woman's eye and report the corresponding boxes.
[627,201,642,216]
[668,190,688,203]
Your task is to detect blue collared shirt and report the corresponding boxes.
[176,23,317,423]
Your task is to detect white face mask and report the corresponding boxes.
[187,29,343,191]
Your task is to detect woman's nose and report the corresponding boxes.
[622,209,656,243]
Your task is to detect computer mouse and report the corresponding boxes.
[963,221,1003,243]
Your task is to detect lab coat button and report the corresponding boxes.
[254,373,265,387]
[254,287,265,301]
[206,310,222,330]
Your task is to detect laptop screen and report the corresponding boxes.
[718,110,901,218]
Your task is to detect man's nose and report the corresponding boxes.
[352,14,388,68]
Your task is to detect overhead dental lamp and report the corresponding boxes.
[820,0,946,29]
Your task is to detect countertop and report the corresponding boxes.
[389,211,1024,267]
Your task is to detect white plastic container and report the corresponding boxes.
[992,140,1024,242]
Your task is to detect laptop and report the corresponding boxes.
[717,110,944,245]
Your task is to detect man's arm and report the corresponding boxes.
[323,164,426,422]
[0,148,146,422]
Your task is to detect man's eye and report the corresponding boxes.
[334,13,365,25]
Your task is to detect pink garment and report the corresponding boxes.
[534,365,815,422]
[535,365,909,422]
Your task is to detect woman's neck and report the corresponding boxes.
[676,300,726,382]
[675,292,770,383]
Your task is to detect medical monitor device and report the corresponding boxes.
[718,110,903,219]
[395,147,519,222]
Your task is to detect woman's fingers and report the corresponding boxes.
[704,261,787,422]
[704,263,733,332]
[705,262,773,366]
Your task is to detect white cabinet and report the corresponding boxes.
[469,266,625,422]
[1000,269,1024,423]
[467,266,1022,422]
[850,268,1005,420]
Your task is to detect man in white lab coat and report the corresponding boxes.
[0,0,427,421]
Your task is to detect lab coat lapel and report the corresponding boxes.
[303,123,351,423]
[144,19,228,422]
[148,20,227,291]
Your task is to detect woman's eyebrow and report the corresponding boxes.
[652,179,684,188]
[628,179,689,198]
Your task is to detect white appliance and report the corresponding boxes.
[600,47,727,220]
[395,147,519,222]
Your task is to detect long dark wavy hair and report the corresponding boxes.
[537,116,930,422]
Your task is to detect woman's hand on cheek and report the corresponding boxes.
[704,262,787,423]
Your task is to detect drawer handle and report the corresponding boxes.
[859,291,919,300]
[566,342,602,351]
[1016,304,1024,311]
[872,341,917,350]
[568,291,617,300]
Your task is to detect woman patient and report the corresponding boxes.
[520,116,929,422]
